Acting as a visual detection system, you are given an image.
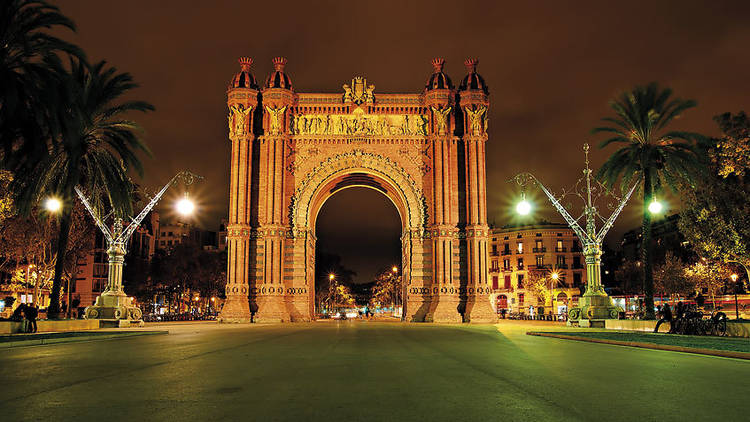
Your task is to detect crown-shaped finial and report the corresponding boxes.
[431,58,445,72]
[238,57,253,71]
[272,57,287,71]
[464,58,479,72]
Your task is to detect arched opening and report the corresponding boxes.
[314,185,402,319]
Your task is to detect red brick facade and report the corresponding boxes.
[220,57,496,323]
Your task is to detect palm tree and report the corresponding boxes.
[26,59,153,318]
[593,82,705,319]
[0,0,83,179]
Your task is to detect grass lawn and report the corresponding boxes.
[533,330,750,353]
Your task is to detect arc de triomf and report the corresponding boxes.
[219,56,496,323]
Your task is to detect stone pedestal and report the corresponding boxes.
[254,295,289,323]
[84,291,143,327]
[430,296,462,323]
[218,295,251,323]
[464,294,498,323]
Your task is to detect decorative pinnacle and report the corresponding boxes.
[431,57,445,73]
[464,58,479,72]
[583,143,591,174]
[272,56,287,71]
[238,57,253,71]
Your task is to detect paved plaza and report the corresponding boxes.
[1,321,748,421]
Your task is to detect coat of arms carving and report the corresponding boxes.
[343,77,375,105]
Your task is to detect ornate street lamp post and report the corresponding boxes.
[78,171,201,327]
[510,144,637,327]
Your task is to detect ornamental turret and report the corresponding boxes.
[423,58,455,137]
[458,58,489,137]
[262,57,295,136]
[227,57,259,138]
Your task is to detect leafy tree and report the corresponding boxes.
[370,268,401,310]
[315,252,356,312]
[19,60,153,318]
[614,259,643,295]
[678,112,750,275]
[653,252,693,302]
[594,83,705,319]
[685,261,731,309]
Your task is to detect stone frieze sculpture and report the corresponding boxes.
[228,104,252,136]
[431,106,452,136]
[291,113,428,136]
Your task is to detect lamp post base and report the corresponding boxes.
[84,291,144,327]
[567,289,621,327]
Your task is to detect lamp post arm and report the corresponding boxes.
[595,181,638,244]
[119,172,184,244]
[536,180,593,245]
[74,186,113,244]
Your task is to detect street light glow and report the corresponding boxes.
[516,199,532,215]
[731,273,738,282]
[329,273,335,281]
[44,197,62,213]
[176,195,196,216]
[392,266,398,273]
[648,200,663,214]
[551,272,560,280]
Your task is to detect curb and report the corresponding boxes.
[526,331,750,360]
[0,330,168,349]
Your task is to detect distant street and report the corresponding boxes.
[2,321,748,421]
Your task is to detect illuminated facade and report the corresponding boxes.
[220,57,496,323]
[488,223,586,315]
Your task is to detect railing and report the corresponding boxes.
[490,251,500,257]
[502,250,512,256]
[572,264,584,269]
[555,247,567,252]
[533,247,547,253]
[489,267,500,273]
[556,264,568,269]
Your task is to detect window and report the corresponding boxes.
[536,255,544,266]
[517,274,525,288]
[536,240,543,248]
[517,242,523,254]
[573,256,581,268]
[160,240,166,246]
[557,233,562,237]
[492,276,499,290]
[503,243,510,254]
[517,258,524,269]
[572,240,581,251]
[535,233,542,237]
[518,293,525,307]
[491,260,499,271]
[504,275,511,289]
[557,255,566,266]
[503,259,510,270]
[574,272,582,286]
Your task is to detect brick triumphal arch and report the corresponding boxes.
[219,56,496,323]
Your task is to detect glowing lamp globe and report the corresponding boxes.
[44,197,62,213]
[176,197,195,216]
[551,272,560,280]
[648,200,663,214]
[516,200,531,216]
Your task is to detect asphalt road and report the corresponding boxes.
[1,321,748,421]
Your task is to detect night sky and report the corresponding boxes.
[58,1,750,283]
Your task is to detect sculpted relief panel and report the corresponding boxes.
[292,113,428,136]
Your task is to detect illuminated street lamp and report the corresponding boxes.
[392,266,398,273]
[44,197,62,213]
[731,273,740,320]
[78,170,202,326]
[176,194,196,216]
[511,144,637,326]
[516,197,532,216]
[648,199,663,214]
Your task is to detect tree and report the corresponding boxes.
[685,261,731,310]
[18,60,153,318]
[614,259,643,295]
[0,0,83,169]
[653,252,693,302]
[370,268,401,311]
[678,112,750,276]
[594,83,705,319]
[314,252,356,312]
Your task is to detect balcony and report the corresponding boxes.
[490,251,500,257]
[555,247,567,252]
[556,264,569,269]
[572,264,584,269]
[489,267,500,273]
[516,265,525,271]
[502,250,512,256]
[533,247,547,253]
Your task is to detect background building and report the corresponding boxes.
[488,222,587,315]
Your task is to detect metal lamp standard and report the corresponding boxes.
[510,144,638,327]
[78,171,202,327]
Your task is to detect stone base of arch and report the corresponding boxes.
[253,294,290,323]
[218,295,251,323]
[463,294,497,323]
